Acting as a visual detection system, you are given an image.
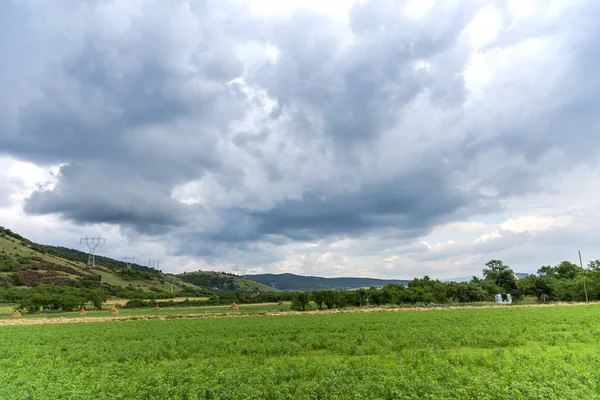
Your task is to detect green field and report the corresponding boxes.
[1,305,599,399]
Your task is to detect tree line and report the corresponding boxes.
[123,291,296,309]
[291,259,600,310]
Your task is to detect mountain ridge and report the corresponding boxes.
[243,272,410,291]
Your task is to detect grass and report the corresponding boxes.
[0,235,84,268]
[1,305,599,399]
[0,305,15,314]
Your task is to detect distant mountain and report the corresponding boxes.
[243,273,409,291]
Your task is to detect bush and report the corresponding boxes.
[124,299,155,308]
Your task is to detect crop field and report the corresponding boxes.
[1,305,599,399]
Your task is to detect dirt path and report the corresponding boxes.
[1,301,598,326]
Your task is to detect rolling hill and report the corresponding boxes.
[0,228,201,294]
[243,273,410,291]
[0,227,272,295]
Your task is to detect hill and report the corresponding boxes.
[176,271,278,294]
[0,227,272,296]
[243,273,410,291]
[0,227,204,295]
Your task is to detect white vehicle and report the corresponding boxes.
[494,293,512,305]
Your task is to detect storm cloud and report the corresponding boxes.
[1,0,600,277]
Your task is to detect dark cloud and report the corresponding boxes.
[248,172,481,241]
[23,163,200,234]
[0,0,599,267]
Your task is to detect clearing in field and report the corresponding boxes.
[1,305,599,399]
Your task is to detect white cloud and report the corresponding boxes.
[1,0,600,281]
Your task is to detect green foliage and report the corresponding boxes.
[0,254,20,271]
[517,259,600,302]
[1,306,599,399]
[118,268,154,280]
[12,285,109,312]
[291,292,311,311]
[299,258,599,311]
[538,261,581,280]
[483,259,521,298]
[122,291,294,309]
[177,271,277,294]
[311,290,325,309]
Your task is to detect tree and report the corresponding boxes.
[588,260,600,272]
[456,282,488,302]
[87,290,108,310]
[483,260,520,297]
[291,292,310,311]
[323,290,336,309]
[356,288,367,307]
[312,291,325,310]
[539,261,580,280]
[335,291,349,308]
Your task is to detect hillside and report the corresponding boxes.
[244,273,410,291]
[0,227,275,295]
[0,227,203,295]
[177,271,278,293]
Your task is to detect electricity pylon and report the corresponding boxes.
[124,256,136,269]
[80,235,105,267]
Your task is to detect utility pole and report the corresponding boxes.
[80,235,105,267]
[123,256,135,269]
[579,251,589,302]
[148,259,160,269]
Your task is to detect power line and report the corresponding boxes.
[79,235,105,267]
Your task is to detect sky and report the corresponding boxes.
[1,0,599,280]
